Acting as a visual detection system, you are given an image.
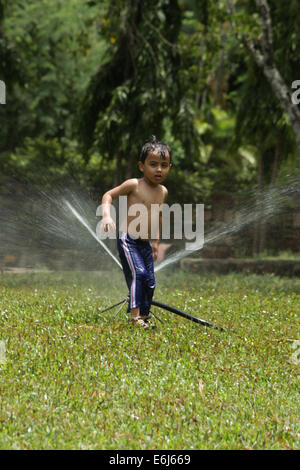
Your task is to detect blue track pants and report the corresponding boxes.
[117,232,155,316]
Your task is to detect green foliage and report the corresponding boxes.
[0,0,106,151]
[0,137,86,188]
[1,0,300,203]
[79,0,201,168]
[193,107,257,194]
[166,166,213,204]
[227,5,299,172]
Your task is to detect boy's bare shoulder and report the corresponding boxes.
[160,184,168,200]
[124,178,139,186]
[121,178,139,191]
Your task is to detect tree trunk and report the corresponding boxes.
[255,61,300,167]
[258,151,266,254]
[227,0,300,167]
[254,141,280,254]
[213,30,227,108]
[114,151,122,187]
[126,153,134,179]
[270,138,280,187]
[258,209,266,254]
[244,1,300,167]
[253,152,264,254]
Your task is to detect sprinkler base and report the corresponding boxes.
[98,295,225,331]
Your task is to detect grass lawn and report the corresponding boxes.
[0,270,299,450]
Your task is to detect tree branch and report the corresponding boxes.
[145,20,179,49]
[226,0,300,166]
[255,0,273,64]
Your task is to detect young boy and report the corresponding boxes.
[100,136,172,327]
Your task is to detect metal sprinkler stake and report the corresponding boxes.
[98,294,225,331]
[151,299,225,331]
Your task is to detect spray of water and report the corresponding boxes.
[155,175,300,272]
[59,174,300,274]
[0,174,299,272]
[0,180,119,270]
[63,200,122,269]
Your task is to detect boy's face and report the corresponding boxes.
[138,151,171,185]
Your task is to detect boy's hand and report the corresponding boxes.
[152,241,159,262]
[101,216,116,233]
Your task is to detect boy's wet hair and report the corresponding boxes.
[139,135,172,163]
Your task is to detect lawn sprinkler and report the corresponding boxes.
[92,244,225,331]
[65,201,225,331]
[98,294,225,331]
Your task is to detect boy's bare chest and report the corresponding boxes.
[128,185,164,208]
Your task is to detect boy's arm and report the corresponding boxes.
[152,186,168,261]
[101,179,137,232]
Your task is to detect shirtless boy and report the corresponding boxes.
[100,136,172,327]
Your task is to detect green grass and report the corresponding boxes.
[252,250,300,260]
[0,270,299,450]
